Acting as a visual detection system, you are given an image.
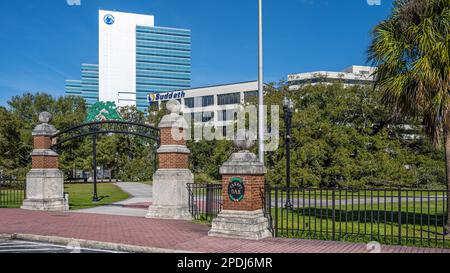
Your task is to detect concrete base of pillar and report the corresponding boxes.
[21,169,66,212]
[146,206,192,220]
[208,210,272,240]
[146,169,193,220]
[21,198,66,211]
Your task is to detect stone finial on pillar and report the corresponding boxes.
[208,129,272,240]
[146,100,193,220]
[22,112,66,211]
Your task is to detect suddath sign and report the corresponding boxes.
[147,91,186,103]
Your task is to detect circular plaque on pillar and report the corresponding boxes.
[228,178,245,202]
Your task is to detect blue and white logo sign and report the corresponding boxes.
[147,91,186,103]
[104,14,115,25]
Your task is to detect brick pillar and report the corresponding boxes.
[146,100,193,220]
[22,112,66,212]
[209,130,272,240]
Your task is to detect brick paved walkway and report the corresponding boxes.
[0,209,449,253]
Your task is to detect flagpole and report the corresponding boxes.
[258,0,265,164]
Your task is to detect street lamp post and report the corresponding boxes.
[258,0,265,164]
[91,125,100,202]
[92,134,99,202]
[283,97,294,210]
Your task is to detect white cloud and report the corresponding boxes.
[66,0,81,6]
[367,0,381,6]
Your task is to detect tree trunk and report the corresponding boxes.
[444,129,450,233]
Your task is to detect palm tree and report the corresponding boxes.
[368,0,450,231]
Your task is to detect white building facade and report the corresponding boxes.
[148,81,260,135]
[287,65,376,90]
[99,10,155,106]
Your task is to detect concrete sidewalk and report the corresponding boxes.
[1,209,449,253]
[114,182,153,204]
[75,182,152,217]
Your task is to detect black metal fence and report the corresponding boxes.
[185,183,450,248]
[187,183,222,222]
[0,177,26,208]
[266,186,450,248]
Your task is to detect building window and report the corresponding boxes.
[202,96,214,107]
[220,125,234,137]
[290,78,372,86]
[202,112,214,123]
[190,112,203,122]
[219,110,237,121]
[184,112,214,123]
[218,93,240,105]
[184,98,194,108]
[244,91,258,103]
[185,97,209,108]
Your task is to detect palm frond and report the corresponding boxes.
[368,0,450,148]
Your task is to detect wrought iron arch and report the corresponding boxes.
[50,120,160,202]
[51,120,160,149]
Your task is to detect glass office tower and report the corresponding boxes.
[135,26,191,111]
[65,10,191,112]
[65,64,99,107]
[65,80,82,96]
[81,64,99,106]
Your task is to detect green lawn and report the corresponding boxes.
[0,189,25,208]
[192,195,450,248]
[270,189,447,201]
[1,183,131,210]
[270,200,450,248]
[65,183,130,210]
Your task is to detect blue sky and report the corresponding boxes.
[0,0,393,105]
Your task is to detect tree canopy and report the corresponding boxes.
[0,83,446,188]
[187,83,445,189]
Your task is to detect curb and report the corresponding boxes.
[2,233,195,253]
[0,234,13,240]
